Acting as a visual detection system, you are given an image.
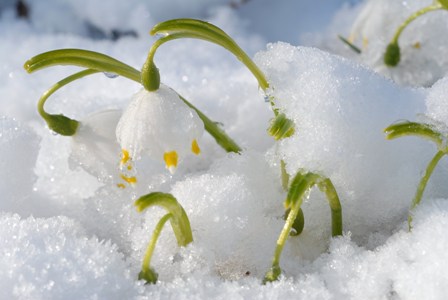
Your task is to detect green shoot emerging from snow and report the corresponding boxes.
[263,171,342,284]
[135,192,193,284]
[384,0,448,67]
[384,120,447,230]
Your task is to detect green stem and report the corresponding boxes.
[149,19,269,91]
[24,49,141,83]
[141,213,173,274]
[38,69,99,120]
[408,150,445,230]
[318,178,343,236]
[391,3,442,45]
[135,192,193,246]
[180,95,242,153]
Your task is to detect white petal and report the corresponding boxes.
[70,109,121,181]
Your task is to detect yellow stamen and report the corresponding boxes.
[120,174,137,185]
[191,139,201,155]
[413,42,421,49]
[120,149,131,166]
[117,183,126,189]
[362,37,368,48]
[164,151,178,174]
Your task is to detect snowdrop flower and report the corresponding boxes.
[70,109,122,182]
[349,0,391,49]
[116,84,204,175]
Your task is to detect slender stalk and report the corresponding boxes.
[408,150,445,230]
[318,178,343,236]
[180,95,242,153]
[390,3,442,45]
[37,69,99,120]
[141,213,172,271]
[149,19,269,91]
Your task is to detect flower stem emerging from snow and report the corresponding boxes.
[384,1,445,67]
[263,172,342,284]
[138,213,173,284]
[135,192,193,247]
[135,192,193,284]
[385,120,448,230]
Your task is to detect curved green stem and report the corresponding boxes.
[318,178,343,236]
[408,150,445,230]
[139,213,173,284]
[384,121,444,149]
[135,192,193,246]
[263,172,343,283]
[38,69,99,122]
[148,19,269,91]
[180,95,242,153]
[24,49,141,83]
[390,3,442,45]
[37,69,99,135]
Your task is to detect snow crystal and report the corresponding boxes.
[0,214,141,300]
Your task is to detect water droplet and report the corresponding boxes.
[103,72,119,79]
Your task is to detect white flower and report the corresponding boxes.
[70,109,121,182]
[349,0,395,50]
[116,84,204,175]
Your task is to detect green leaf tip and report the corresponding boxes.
[384,43,401,67]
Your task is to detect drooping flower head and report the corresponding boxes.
[116,84,204,175]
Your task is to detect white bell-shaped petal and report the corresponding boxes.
[349,0,391,49]
[116,84,204,174]
[70,109,121,182]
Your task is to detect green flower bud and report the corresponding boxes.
[138,267,158,284]
[384,42,401,67]
[141,60,161,91]
[44,114,79,136]
[283,207,305,236]
[268,113,295,140]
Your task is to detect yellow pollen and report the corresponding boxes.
[120,174,137,185]
[117,183,126,189]
[120,149,131,166]
[191,139,201,155]
[413,42,421,49]
[127,165,132,171]
[164,151,178,171]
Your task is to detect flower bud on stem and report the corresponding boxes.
[384,1,444,67]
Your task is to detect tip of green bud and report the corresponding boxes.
[268,113,295,140]
[44,114,79,136]
[384,43,401,67]
[262,265,282,284]
[138,268,158,284]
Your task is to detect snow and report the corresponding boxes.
[1,0,448,299]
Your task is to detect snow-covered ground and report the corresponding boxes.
[1,0,448,299]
